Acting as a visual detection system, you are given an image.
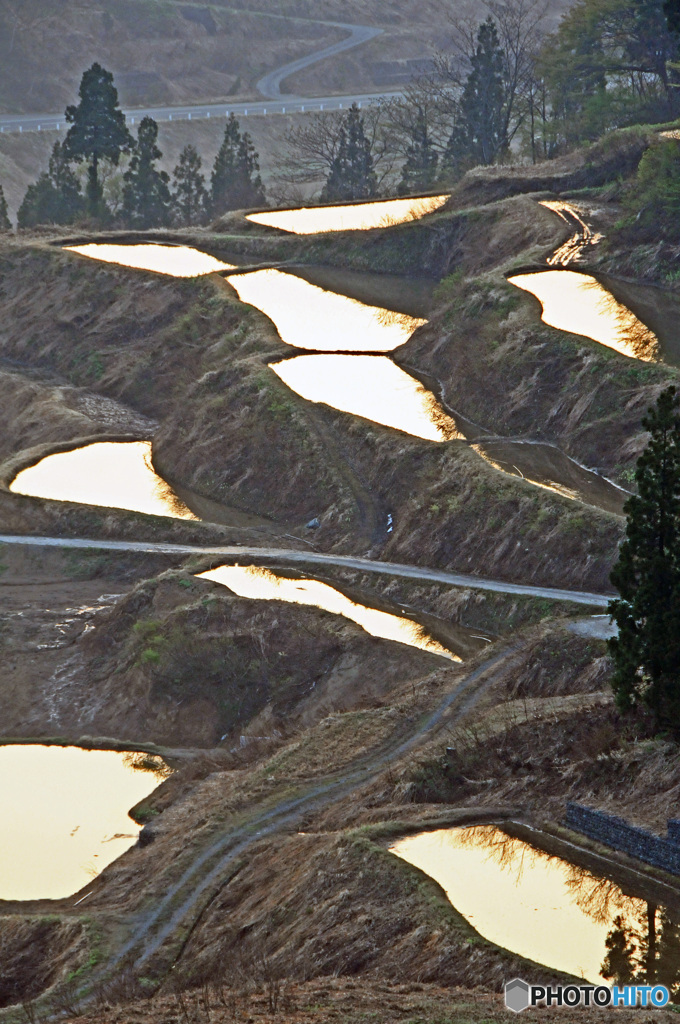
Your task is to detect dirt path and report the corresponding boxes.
[0,534,611,606]
[108,644,520,973]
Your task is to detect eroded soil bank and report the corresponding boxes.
[5,130,680,1021]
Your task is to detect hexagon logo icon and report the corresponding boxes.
[505,978,530,1013]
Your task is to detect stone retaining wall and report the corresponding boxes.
[565,803,680,876]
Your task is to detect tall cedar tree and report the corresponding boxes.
[210,114,265,214]
[442,18,507,175]
[0,185,10,231]
[321,104,377,202]
[398,113,439,194]
[17,141,84,228]
[608,386,680,734]
[122,117,171,228]
[63,63,133,218]
[172,145,208,226]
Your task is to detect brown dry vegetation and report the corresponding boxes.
[0,1,342,114]
[5,128,680,1021]
[48,569,441,747]
[0,232,624,590]
[1,622,675,1017]
[44,979,680,1024]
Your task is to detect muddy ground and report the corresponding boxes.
[3,125,680,1019]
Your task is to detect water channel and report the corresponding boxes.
[245,195,450,234]
[0,745,168,900]
[391,825,679,986]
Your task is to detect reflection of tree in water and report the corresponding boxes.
[601,906,680,1000]
[450,826,680,995]
[122,751,172,779]
[581,277,659,361]
[373,306,426,335]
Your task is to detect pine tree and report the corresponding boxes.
[0,185,11,231]
[321,104,377,202]
[210,114,266,215]
[122,117,171,229]
[441,17,507,177]
[172,145,208,226]
[608,386,680,733]
[63,63,133,219]
[398,113,439,195]
[17,141,84,228]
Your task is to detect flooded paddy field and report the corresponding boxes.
[245,195,450,234]
[0,744,167,901]
[391,824,680,986]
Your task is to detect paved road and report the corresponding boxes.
[256,22,383,99]
[0,89,401,136]
[0,14,394,136]
[0,534,611,606]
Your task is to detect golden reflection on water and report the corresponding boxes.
[246,195,450,235]
[197,565,458,660]
[270,355,461,441]
[0,745,168,900]
[229,269,426,352]
[10,441,198,520]
[390,826,645,983]
[64,243,236,277]
[508,270,658,360]
[539,200,602,265]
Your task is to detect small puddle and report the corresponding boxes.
[0,745,168,900]
[508,270,658,360]
[10,441,198,520]
[228,269,426,352]
[64,243,236,277]
[270,354,462,441]
[390,826,680,985]
[197,565,459,660]
[246,195,450,234]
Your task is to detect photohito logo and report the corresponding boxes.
[504,978,670,1012]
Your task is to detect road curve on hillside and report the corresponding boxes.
[0,534,611,606]
[0,16,390,135]
[256,22,383,99]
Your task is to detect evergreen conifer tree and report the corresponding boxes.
[17,141,84,228]
[398,113,439,194]
[63,63,133,219]
[122,117,171,229]
[0,185,11,231]
[608,386,680,733]
[172,145,208,226]
[441,18,507,177]
[210,114,266,215]
[321,104,377,202]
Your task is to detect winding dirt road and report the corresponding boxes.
[109,644,521,973]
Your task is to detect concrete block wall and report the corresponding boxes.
[565,803,680,876]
